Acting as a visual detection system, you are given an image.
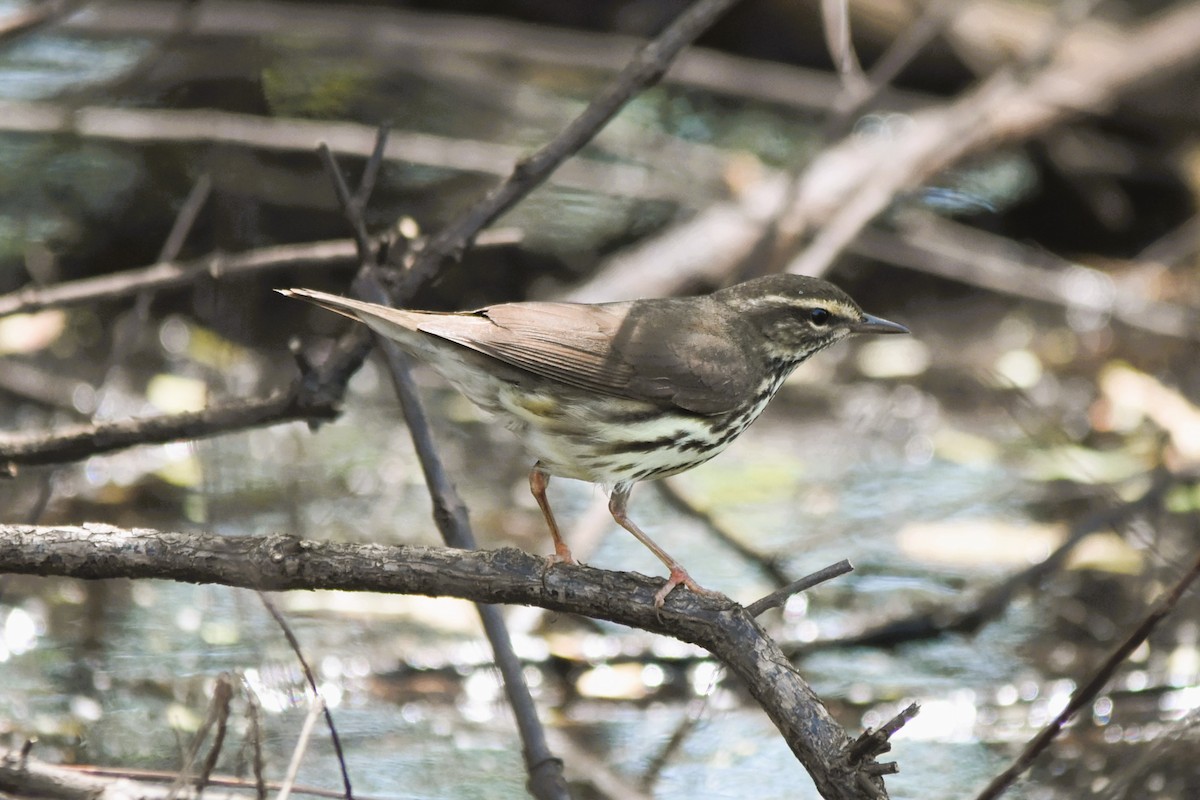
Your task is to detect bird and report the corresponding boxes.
[279,274,908,606]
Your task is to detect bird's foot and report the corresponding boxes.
[653,567,722,608]
[544,542,577,566]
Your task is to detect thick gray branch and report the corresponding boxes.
[0,523,904,800]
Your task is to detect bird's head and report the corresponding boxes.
[714,274,908,363]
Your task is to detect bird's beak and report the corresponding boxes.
[850,313,909,335]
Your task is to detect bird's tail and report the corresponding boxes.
[276,288,423,343]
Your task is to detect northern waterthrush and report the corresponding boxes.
[280,275,908,606]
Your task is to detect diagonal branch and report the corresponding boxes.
[396,0,745,294]
[974,546,1200,800]
[793,471,1178,653]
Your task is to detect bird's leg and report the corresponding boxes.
[529,463,575,564]
[608,484,721,608]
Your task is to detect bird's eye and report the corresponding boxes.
[808,308,831,326]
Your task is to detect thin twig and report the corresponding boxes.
[846,702,920,764]
[243,682,268,800]
[0,388,338,474]
[785,2,1200,278]
[760,0,954,277]
[824,0,954,134]
[361,278,571,800]
[22,473,55,524]
[102,172,214,407]
[60,1,929,114]
[277,696,326,800]
[318,142,374,261]
[820,0,867,95]
[0,231,521,318]
[196,675,233,792]
[745,560,855,618]
[165,674,234,800]
[566,1,1200,303]
[974,547,1200,800]
[0,100,697,203]
[259,594,354,800]
[544,731,653,800]
[353,126,391,214]
[158,174,213,263]
[639,669,723,792]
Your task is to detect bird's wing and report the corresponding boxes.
[416,300,759,415]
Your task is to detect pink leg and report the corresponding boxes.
[608,484,721,607]
[529,464,575,564]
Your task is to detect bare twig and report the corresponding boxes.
[318,142,374,261]
[846,702,920,765]
[823,0,955,136]
[0,231,521,318]
[0,388,338,475]
[195,676,233,792]
[158,174,213,263]
[544,731,653,800]
[639,675,722,793]
[757,0,955,277]
[277,696,325,800]
[353,127,390,217]
[102,172,214,397]
[22,473,55,524]
[820,0,867,95]
[0,360,87,412]
[0,523,897,800]
[844,705,916,772]
[745,560,855,618]
[259,594,354,800]
[974,547,1200,800]
[165,674,234,800]
[243,684,268,800]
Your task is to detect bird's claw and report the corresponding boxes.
[545,544,577,566]
[654,567,722,608]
